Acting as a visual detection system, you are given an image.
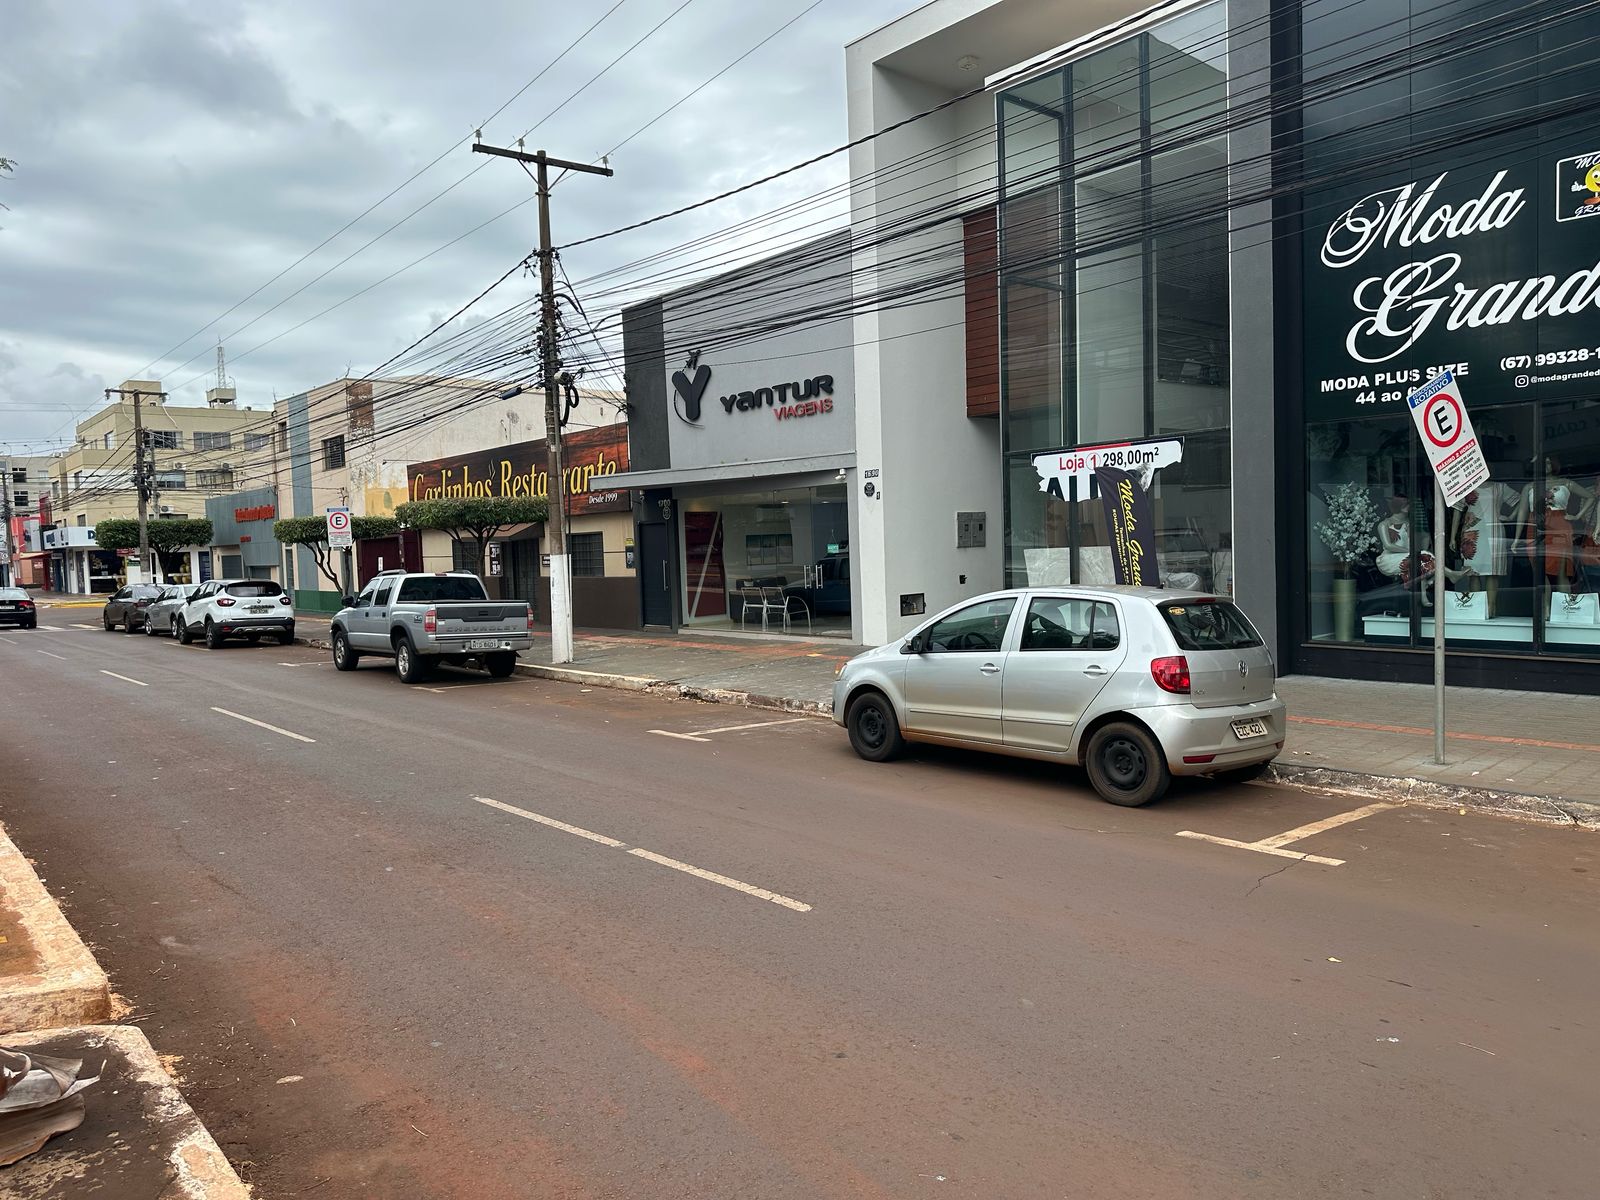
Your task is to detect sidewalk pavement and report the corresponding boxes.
[41,593,1593,827]
[0,821,250,1196]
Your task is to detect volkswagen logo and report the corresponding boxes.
[1238,660,1249,678]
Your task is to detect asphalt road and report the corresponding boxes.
[0,616,1596,1199]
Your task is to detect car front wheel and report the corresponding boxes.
[103,613,115,631]
[332,630,360,671]
[846,690,905,762]
[1084,721,1171,807]
[145,613,160,636]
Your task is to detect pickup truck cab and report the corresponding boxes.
[330,570,533,684]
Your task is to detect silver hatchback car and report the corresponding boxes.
[833,587,1285,806]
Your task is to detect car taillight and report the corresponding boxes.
[18,600,32,610]
[216,596,237,608]
[279,596,292,605]
[526,604,534,631]
[1151,655,1191,694]
[424,606,437,633]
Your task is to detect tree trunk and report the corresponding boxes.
[310,543,340,591]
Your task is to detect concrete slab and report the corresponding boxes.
[0,820,110,1034]
[1,1025,251,1199]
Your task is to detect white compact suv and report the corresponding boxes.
[175,579,296,648]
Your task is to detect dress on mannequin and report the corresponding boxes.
[1455,482,1516,576]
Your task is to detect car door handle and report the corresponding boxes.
[979,662,1000,675]
[1083,664,1109,677]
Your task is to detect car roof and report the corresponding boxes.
[968,585,1219,604]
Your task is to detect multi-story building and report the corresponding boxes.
[1,453,57,587]
[49,379,272,592]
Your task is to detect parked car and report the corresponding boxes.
[102,584,165,633]
[0,588,37,629]
[144,583,202,637]
[330,570,533,684]
[175,579,296,648]
[832,586,1284,807]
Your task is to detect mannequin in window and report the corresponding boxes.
[1375,496,1468,606]
[1450,481,1520,617]
[1521,459,1597,593]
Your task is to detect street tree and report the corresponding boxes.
[273,514,399,591]
[94,518,212,553]
[393,496,547,576]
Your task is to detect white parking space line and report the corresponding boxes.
[72,623,99,630]
[276,661,330,668]
[473,796,812,913]
[1177,801,1398,869]
[627,848,813,912]
[473,796,626,847]
[648,716,813,742]
[36,650,68,661]
[210,707,317,743]
[100,670,148,687]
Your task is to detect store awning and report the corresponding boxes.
[607,452,855,491]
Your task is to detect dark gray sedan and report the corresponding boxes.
[102,584,164,633]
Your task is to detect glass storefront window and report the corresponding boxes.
[1000,1,1231,587]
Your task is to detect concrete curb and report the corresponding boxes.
[1267,763,1600,831]
[513,662,833,716]
[0,820,112,1035]
[6,1024,253,1199]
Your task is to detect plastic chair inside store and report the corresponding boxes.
[740,585,784,631]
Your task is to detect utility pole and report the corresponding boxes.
[105,386,167,586]
[471,140,612,664]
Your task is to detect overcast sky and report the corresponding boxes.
[0,0,913,452]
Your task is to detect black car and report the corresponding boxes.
[103,583,164,633]
[0,588,37,629]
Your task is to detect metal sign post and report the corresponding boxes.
[1406,370,1491,766]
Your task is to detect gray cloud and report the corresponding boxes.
[0,0,909,451]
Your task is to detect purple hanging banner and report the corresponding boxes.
[1095,466,1161,588]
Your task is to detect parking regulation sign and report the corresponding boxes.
[1406,371,1491,507]
[325,506,353,549]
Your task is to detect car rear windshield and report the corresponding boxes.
[0,589,26,600]
[1158,600,1262,651]
[132,585,164,598]
[397,576,489,603]
[225,582,284,598]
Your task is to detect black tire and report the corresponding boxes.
[395,636,431,684]
[103,614,115,631]
[124,613,141,634]
[1214,760,1273,786]
[278,628,294,646]
[332,629,360,671]
[846,691,905,762]
[485,651,517,678]
[1084,721,1171,807]
[176,617,193,645]
[145,613,160,636]
[204,618,224,650]
[245,634,260,645]
[24,621,35,630]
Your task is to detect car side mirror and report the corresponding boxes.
[900,635,921,655]
[342,595,357,608]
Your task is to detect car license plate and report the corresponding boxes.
[249,605,270,613]
[0,603,13,610]
[467,638,501,651]
[1232,718,1269,740]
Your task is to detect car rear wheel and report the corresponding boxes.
[175,617,192,645]
[846,691,904,762]
[395,637,431,684]
[485,651,517,678]
[332,629,360,670]
[124,613,141,634]
[1085,721,1170,807]
[204,618,224,650]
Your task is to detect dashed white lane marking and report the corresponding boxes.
[473,796,626,847]
[100,670,148,687]
[210,707,317,743]
[36,650,68,661]
[627,848,813,912]
[648,716,813,742]
[1177,802,1398,869]
[473,795,812,913]
[277,660,330,668]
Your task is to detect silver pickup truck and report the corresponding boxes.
[330,570,533,684]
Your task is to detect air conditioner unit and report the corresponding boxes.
[159,505,173,514]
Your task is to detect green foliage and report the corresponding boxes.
[393,496,547,534]
[273,515,398,546]
[95,517,213,552]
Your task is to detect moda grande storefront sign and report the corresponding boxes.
[406,424,631,514]
[1305,146,1600,422]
